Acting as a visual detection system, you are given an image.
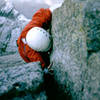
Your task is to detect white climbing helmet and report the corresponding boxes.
[26,27,51,52]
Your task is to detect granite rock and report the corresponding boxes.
[51,0,100,99]
[83,0,100,53]
[51,0,87,99]
[0,0,29,56]
[83,52,100,100]
[0,61,45,100]
[1,0,100,100]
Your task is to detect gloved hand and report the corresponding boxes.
[43,62,53,75]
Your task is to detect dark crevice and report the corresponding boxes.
[0,87,28,100]
[0,81,44,100]
[87,49,100,58]
[43,73,72,100]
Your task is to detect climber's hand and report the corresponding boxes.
[43,62,53,75]
[47,62,53,70]
[48,62,53,74]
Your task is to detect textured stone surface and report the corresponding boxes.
[83,52,100,100]
[0,53,25,68]
[51,0,100,99]
[83,1,100,99]
[0,0,29,55]
[1,0,100,100]
[0,62,44,99]
[51,0,87,99]
[83,0,100,53]
[12,91,47,100]
[0,1,47,100]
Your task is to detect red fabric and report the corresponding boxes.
[17,8,52,68]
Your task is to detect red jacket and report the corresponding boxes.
[17,8,52,68]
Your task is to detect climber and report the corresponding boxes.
[17,3,63,73]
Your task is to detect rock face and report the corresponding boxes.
[83,0,100,53]
[51,0,100,99]
[1,0,100,100]
[0,53,47,100]
[0,1,47,100]
[83,52,100,100]
[0,62,44,99]
[0,0,29,56]
[0,53,25,68]
[51,0,87,99]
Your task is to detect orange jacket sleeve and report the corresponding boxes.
[17,8,52,68]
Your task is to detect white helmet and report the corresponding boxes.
[26,27,51,52]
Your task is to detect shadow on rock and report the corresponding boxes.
[43,73,72,100]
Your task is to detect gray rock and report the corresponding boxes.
[83,52,100,100]
[51,0,87,99]
[0,1,29,55]
[5,94,35,100]
[0,1,47,100]
[12,94,34,100]
[0,1,18,19]
[0,61,44,99]
[83,1,100,99]
[12,91,47,100]
[83,0,100,52]
[1,0,100,100]
[0,53,25,68]
[33,91,47,100]
[51,0,100,99]
[11,91,47,100]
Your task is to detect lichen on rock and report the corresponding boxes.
[51,0,87,99]
[83,0,100,55]
[51,0,100,99]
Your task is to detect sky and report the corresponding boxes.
[6,0,64,19]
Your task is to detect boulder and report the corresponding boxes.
[83,0,100,53]
[0,53,25,68]
[83,52,100,100]
[51,0,100,99]
[51,0,87,99]
[0,61,45,100]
